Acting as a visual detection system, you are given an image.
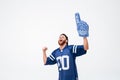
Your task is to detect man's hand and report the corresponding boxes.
[42,47,48,52]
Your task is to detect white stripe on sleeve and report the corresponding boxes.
[73,45,77,53]
[49,55,55,61]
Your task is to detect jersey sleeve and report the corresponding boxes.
[45,51,56,65]
[72,45,87,57]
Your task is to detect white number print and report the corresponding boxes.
[56,55,69,71]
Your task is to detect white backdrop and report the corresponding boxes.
[0,0,120,80]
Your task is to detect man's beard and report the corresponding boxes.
[58,40,66,46]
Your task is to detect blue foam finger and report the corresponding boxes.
[75,13,89,37]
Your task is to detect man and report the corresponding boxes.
[42,13,89,80]
[42,33,89,80]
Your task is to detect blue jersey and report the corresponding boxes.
[45,45,87,80]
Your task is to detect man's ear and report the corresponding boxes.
[66,40,68,43]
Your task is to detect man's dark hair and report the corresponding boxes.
[60,33,69,45]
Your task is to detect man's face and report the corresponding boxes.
[58,35,67,46]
